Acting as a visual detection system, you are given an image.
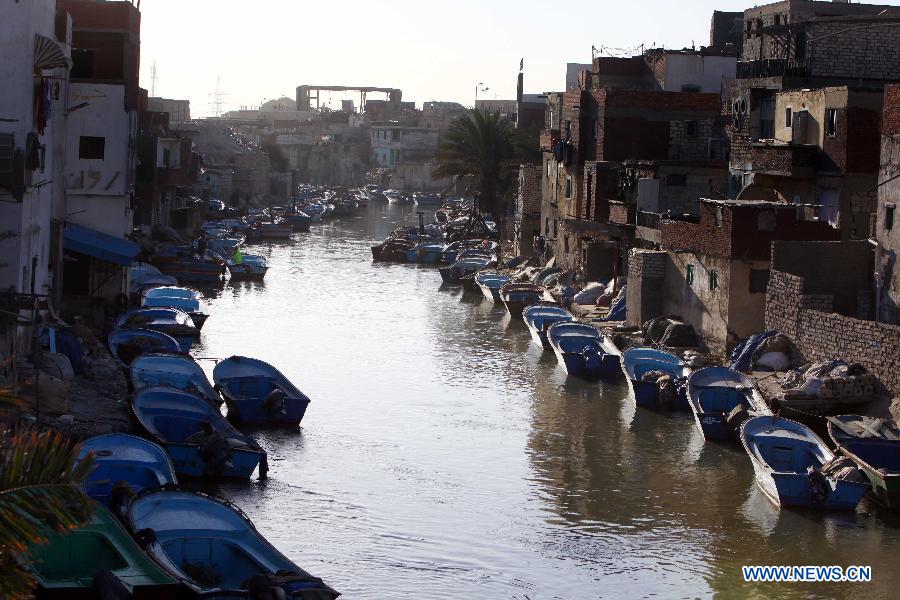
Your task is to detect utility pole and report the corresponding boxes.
[150,61,158,96]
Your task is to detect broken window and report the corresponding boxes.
[79,136,105,160]
[709,270,719,291]
[825,109,838,137]
[686,264,694,285]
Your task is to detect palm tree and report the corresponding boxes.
[433,109,523,235]
[0,390,95,599]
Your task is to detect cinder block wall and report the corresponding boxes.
[626,249,666,327]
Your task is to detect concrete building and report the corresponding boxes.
[875,83,900,323]
[370,125,439,168]
[0,0,71,303]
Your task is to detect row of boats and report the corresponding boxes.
[375,219,900,514]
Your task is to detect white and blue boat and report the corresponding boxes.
[78,433,177,507]
[439,254,495,284]
[523,305,575,349]
[141,286,209,329]
[741,416,869,510]
[500,283,555,319]
[108,328,183,364]
[130,387,267,479]
[440,239,483,264]
[130,353,222,406]
[548,321,622,379]
[828,415,900,508]
[213,356,311,425]
[475,272,511,303]
[116,307,200,349]
[228,254,269,280]
[622,347,690,410]
[687,367,770,441]
[127,488,340,599]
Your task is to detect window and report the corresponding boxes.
[547,160,552,178]
[825,109,838,137]
[545,217,550,235]
[784,107,793,128]
[887,205,895,231]
[709,270,719,291]
[749,269,770,293]
[757,210,777,231]
[684,120,698,137]
[715,206,723,227]
[686,264,694,285]
[79,136,105,160]
[553,220,558,237]
[564,235,570,253]
[565,176,572,198]
[681,84,701,93]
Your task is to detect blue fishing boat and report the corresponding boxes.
[523,305,575,349]
[475,272,511,302]
[284,211,313,232]
[151,246,225,284]
[108,328,183,364]
[141,286,209,329]
[228,254,269,280]
[440,239,483,264]
[687,367,770,441]
[500,283,555,318]
[77,433,177,507]
[547,321,622,378]
[129,353,222,406]
[828,415,900,508]
[127,488,339,598]
[130,387,267,479]
[115,307,200,349]
[621,347,690,410]
[741,416,869,510]
[213,356,311,425]
[439,255,496,284]
[405,241,445,264]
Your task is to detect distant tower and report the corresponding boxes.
[208,76,228,118]
[150,61,158,96]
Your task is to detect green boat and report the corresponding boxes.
[25,501,180,599]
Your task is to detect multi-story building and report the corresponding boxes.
[148,97,191,124]
[875,84,900,323]
[369,124,439,169]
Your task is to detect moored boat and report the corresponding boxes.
[523,305,575,349]
[828,415,900,508]
[130,387,267,479]
[500,283,554,318]
[475,272,511,303]
[439,254,495,284]
[127,488,340,599]
[621,347,690,410]
[213,356,311,425]
[150,246,225,284]
[108,328,183,364]
[24,501,179,598]
[405,241,445,264]
[77,433,177,507]
[141,286,209,330]
[741,415,869,510]
[116,307,200,350]
[228,254,269,280]
[372,238,416,262]
[129,353,222,406]
[687,367,770,441]
[547,321,621,378]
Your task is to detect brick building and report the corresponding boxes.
[875,83,900,322]
[514,164,542,256]
[631,198,840,354]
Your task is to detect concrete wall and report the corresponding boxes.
[657,54,736,94]
[626,249,666,327]
[876,84,900,322]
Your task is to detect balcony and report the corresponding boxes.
[751,142,817,178]
[736,59,808,80]
[540,129,560,152]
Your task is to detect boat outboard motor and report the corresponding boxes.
[264,388,288,416]
[582,342,603,374]
[807,466,830,503]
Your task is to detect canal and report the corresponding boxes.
[194,203,899,599]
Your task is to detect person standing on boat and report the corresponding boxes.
[232,247,243,265]
[196,232,207,258]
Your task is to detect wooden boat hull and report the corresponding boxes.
[828,416,900,508]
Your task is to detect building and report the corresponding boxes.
[0,0,71,305]
[369,124,439,169]
[875,83,900,323]
[634,198,839,353]
[148,97,191,124]
[514,164,543,256]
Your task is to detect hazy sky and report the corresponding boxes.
[139,0,755,117]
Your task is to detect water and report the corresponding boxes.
[193,203,900,599]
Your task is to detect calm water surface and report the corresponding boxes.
[193,203,900,599]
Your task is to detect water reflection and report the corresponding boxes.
[190,203,899,599]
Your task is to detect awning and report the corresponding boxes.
[34,34,71,71]
[64,225,139,266]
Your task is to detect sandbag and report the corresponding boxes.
[799,377,823,396]
[764,334,791,354]
[573,282,607,305]
[40,352,75,382]
[21,372,69,415]
[756,351,790,371]
[659,322,698,348]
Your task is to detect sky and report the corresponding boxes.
[139,0,755,118]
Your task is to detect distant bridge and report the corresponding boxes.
[296,85,402,111]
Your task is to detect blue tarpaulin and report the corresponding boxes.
[63,225,139,266]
